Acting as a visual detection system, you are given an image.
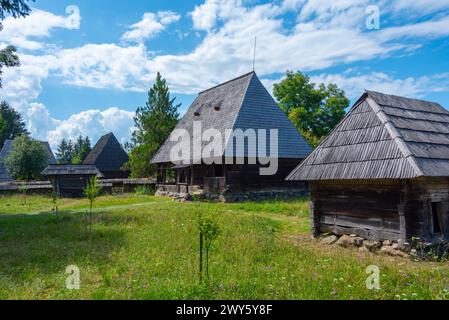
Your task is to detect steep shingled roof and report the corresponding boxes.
[151,72,312,164]
[83,133,129,172]
[288,91,449,181]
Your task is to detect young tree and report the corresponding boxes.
[4,135,47,181]
[273,71,349,148]
[197,212,221,285]
[128,72,180,178]
[0,101,28,149]
[0,0,34,87]
[83,176,101,226]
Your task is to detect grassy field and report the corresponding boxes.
[0,194,448,300]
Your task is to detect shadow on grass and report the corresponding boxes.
[0,210,126,281]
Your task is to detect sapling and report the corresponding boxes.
[83,177,101,226]
[197,212,221,285]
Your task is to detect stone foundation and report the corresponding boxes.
[156,187,309,203]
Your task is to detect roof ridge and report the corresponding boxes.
[366,96,424,177]
[198,71,256,95]
[222,71,256,151]
[366,90,443,107]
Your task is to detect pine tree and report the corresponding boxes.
[0,101,28,149]
[128,72,180,178]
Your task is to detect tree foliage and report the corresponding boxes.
[273,71,349,148]
[128,72,180,178]
[4,135,47,181]
[56,135,91,164]
[0,101,28,149]
[0,0,34,87]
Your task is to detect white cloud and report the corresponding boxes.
[121,11,180,43]
[2,1,449,149]
[0,9,80,50]
[191,0,220,31]
[25,104,135,150]
[311,71,449,100]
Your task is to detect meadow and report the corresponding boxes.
[0,194,448,300]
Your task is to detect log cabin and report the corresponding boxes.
[288,91,449,243]
[151,72,312,200]
[83,133,130,179]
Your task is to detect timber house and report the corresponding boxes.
[151,72,312,199]
[288,91,449,243]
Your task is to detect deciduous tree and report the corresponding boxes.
[273,71,349,148]
[4,135,47,181]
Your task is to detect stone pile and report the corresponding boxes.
[320,234,410,258]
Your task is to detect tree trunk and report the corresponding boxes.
[199,231,204,284]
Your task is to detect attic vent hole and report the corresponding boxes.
[214,106,221,111]
[194,112,201,117]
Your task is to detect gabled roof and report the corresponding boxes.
[151,72,312,164]
[288,90,449,181]
[83,133,129,172]
[42,164,102,176]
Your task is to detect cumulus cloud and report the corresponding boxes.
[191,0,220,31]
[0,8,80,50]
[25,103,135,150]
[310,71,449,101]
[121,11,180,43]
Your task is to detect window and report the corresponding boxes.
[431,202,442,234]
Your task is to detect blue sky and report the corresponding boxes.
[1,0,449,149]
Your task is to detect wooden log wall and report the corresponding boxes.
[311,181,403,241]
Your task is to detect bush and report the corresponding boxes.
[135,185,155,196]
[410,238,449,262]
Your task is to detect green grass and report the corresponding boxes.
[0,195,448,300]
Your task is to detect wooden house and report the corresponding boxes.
[83,133,130,179]
[288,91,449,243]
[42,164,102,197]
[151,72,312,199]
[0,139,56,182]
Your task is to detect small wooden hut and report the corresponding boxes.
[288,91,449,243]
[151,72,312,199]
[83,133,129,179]
[42,164,102,197]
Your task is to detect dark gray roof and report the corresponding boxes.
[0,163,13,182]
[151,72,312,164]
[83,133,129,172]
[0,139,56,163]
[288,90,449,181]
[0,139,56,182]
[42,164,103,177]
